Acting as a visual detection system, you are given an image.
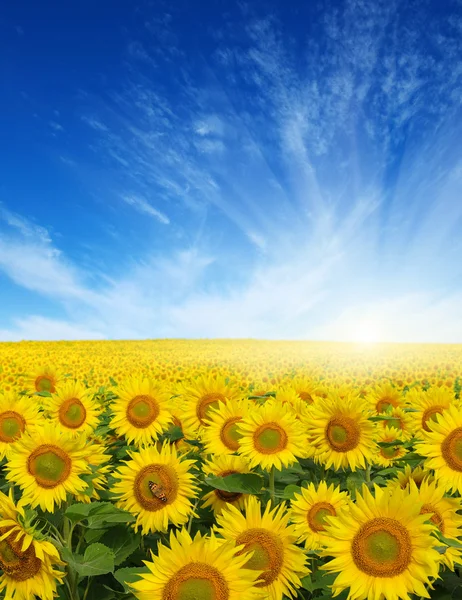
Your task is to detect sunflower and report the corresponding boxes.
[237,399,307,471]
[42,380,101,436]
[387,464,434,492]
[368,382,404,414]
[307,392,376,471]
[321,484,441,600]
[411,479,462,570]
[110,376,173,446]
[418,403,462,495]
[0,489,65,600]
[289,376,321,404]
[290,481,350,551]
[214,495,309,600]
[373,426,407,467]
[25,366,61,395]
[130,527,262,600]
[408,386,458,437]
[0,390,40,460]
[273,386,311,421]
[376,406,415,441]
[5,423,90,512]
[112,442,198,534]
[74,439,111,503]
[202,454,253,515]
[202,399,250,455]
[179,374,243,435]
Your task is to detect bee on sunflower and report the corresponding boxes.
[111,441,198,534]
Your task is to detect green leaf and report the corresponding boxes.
[65,502,98,523]
[109,377,118,387]
[114,567,150,594]
[301,574,314,592]
[76,543,115,576]
[36,390,52,397]
[283,484,301,500]
[62,543,115,577]
[437,534,462,549]
[101,527,141,566]
[166,425,184,442]
[85,528,106,544]
[346,472,366,498]
[86,503,136,529]
[204,473,263,494]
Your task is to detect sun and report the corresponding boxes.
[351,320,383,344]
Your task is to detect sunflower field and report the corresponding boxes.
[0,340,462,600]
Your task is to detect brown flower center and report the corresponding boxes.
[307,502,336,532]
[0,411,26,443]
[326,416,360,452]
[134,464,178,511]
[162,563,229,600]
[441,427,462,472]
[236,528,284,587]
[58,397,87,429]
[0,527,41,582]
[126,395,160,428]
[196,393,226,425]
[352,517,412,577]
[27,444,72,488]
[253,422,288,454]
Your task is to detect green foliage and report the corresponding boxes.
[204,472,264,494]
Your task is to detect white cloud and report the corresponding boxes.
[121,195,170,224]
[0,316,106,342]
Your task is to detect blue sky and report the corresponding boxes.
[0,0,461,342]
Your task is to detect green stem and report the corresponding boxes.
[365,464,371,484]
[187,498,200,534]
[82,577,92,600]
[269,466,275,506]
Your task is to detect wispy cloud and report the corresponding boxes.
[121,195,170,224]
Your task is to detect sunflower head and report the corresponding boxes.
[43,380,101,435]
[290,480,350,550]
[214,495,309,599]
[322,484,440,600]
[202,399,250,455]
[25,366,61,396]
[130,527,263,600]
[237,399,308,471]
[110,376,173,446]
[0,390,40,460]
[112,442,199,534]
[307,392,376,471]
[202,454,253,515]
[0,489,64,600]
[5,423,90,512]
